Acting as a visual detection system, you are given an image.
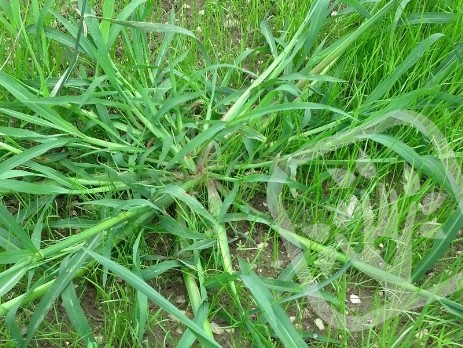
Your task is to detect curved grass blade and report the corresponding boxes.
[61,281,97,346]
[366,134,454,195]
[177,301,210,347]
[165,122,226,169]
[24,235,102,346]
[84,249,220,347]
[140,260,183,281]
[399,12,456,25]
[0,138,69,174]
[364,33,445,107]
[107,0,146,47]
[412,209,463,282]
[0,72,82,136]
[0,258,31,297]
[295,0,331,70]
[5,295,25,347]
[132,232,148,344]
[86,15,197,39]
[239,259,308,347]
[158,215,207,239]
[229,102,350,126]
[0,203,37,252]
[260,19,278,59]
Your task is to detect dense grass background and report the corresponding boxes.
[0,0,462,346]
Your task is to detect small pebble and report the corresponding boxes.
[315,318,325,331]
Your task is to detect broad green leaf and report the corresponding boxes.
[440,297,463,319]
[0,127,48,138]
[0,250,35,264]
[0,180,71,195]
[0,228,22,250]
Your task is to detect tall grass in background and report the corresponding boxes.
[0,0,462,346]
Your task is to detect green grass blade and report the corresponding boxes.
[107,0,146,47]
[152,91,204,124]
[400,12,456,25]
[343,0,371,18]
[132,232,148,344]
[364,33,445,107]
[0,203,37,252]
[0,72,82,136]
[158,215,208,239]
[0,180,70,195]
[84,249,220,347]
[177,301,210,347]
[440,298,463,319]
[159,185,216,224]
[166,122,226,169]
[0,228,22,250]
[61,281,97,346]
[260,19,278,59]
[425,42,463,87]
[5,297,25,347]
[0,250,35,264]
[87,15,197,39]
[239,259,308,347]
[366,134,454,195]
[100,0,114,44]
[412,209,463,282]
[0,258,30,297]
[295,0,331,70]
[304,0,400,79]
[140,260,183,281]
[25,235,102,346]
[229,102,350,126]
[0,138,69,174]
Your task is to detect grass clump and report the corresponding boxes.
[0,0,462,346]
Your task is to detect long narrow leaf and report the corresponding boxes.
[84,250,220,347]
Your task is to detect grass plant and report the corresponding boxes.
[0,0,462,346]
